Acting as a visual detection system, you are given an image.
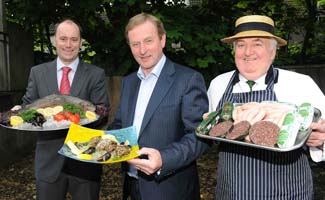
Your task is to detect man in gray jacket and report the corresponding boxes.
[15,19,109,200]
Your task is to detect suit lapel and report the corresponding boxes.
[45,60,59,94]
[70,61,88,96]
[126,75,141,126]
[139,59,175,135]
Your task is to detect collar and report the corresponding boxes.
[137,54,166,80]
[232,65,278,85]
[56,57,79,72]
[238,73,266,86]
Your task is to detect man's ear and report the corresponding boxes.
[52,37,56,47]
[271,48,276,60]
[161,33,166,48]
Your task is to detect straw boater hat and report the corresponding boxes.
[221,15,287,46]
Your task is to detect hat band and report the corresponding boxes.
[235,22,274,34]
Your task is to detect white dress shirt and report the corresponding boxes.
[207,68,325,162]
[133,55,166,137]
[56,58,79,88]
[128,55,166,178]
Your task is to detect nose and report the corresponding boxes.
[139,43,147,54]
[66,39,72,47]
[244,45,252,56]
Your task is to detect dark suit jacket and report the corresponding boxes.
[22,59,109,183]
[109,58,209,200]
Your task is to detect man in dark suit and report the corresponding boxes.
[15,19,109,200]
[108,13,209,200]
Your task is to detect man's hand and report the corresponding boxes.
[11,105,22,111]
[307,118,325,150]
[127,147,162,175]
[202,112,209,120]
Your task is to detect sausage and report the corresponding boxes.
[240,102,259,110]
[245,107,260,124]
[249,121,280,147]
[248,107,266,125]
[275,111,288,128]
[239,108,252,122]
[232,106,242,122]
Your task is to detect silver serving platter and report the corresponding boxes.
[0,117,100,132]
[0,94,107,132]
[196,108,321,152]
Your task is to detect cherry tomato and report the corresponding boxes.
[64,111,73,118]
[54,113,67,121]
[69,114,80,124]
[74,113,80,118]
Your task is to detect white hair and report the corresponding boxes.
[269,38,278,50]
[232,38,278,51]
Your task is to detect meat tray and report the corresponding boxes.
[196,108,321,152]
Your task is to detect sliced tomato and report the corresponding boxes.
[69,114,80,124]
[54,113,67,121]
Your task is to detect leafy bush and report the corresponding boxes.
[5,0,325,82]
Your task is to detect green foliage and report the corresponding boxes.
[18,109,38,121]
[5,0,325,82]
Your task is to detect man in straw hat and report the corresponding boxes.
[206,15,325,199]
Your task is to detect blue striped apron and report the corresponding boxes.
[214,68,313,200]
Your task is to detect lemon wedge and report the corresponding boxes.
[43,107,55,118]
[53,105,64,114]
[67,140,82,155]
[10,116,24,126]
[77,154,93,160]
[102,134,119,144]
[36,108,45,115]
[85,111,97,120]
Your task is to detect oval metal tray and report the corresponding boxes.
[0,117,101,132]
[196,108,321,152]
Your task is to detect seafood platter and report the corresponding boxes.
[196,101,321,152]
[0,94,107,131]
[58,124,139,164]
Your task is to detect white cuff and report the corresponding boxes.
[309,142,325,162]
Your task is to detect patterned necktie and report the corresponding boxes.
[246,80,256,92]
[60,66,72,94]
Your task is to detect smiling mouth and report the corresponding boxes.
[244,58,256,62]
[140,55,151,60]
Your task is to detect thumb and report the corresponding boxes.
[137,147,150,155]
[203,112,209,119]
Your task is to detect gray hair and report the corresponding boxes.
[232,38,278,51]
[124,13,166,44]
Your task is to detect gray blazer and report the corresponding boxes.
[22,59,109,183]
[109,58,209,200]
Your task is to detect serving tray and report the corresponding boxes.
[0,94,108,132]
[196,108,321,152]
[58,124,140,164]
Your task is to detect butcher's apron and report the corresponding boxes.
[215,67,313,200]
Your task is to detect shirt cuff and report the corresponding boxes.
[309,143,325,162]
